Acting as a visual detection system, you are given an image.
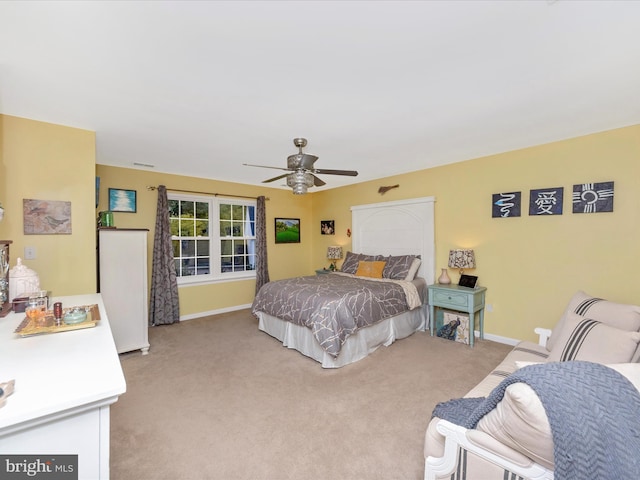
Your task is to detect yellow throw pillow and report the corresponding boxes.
[355,260,386,278]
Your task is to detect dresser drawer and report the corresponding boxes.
[432,290,469,308]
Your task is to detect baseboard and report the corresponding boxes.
[478,331,520,346]
[179,309,522,346]
[180,303,253,321]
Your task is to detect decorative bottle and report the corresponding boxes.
[438,268,451,285]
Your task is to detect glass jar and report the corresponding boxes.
[25,298,45,322]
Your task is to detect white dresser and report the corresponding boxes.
[98,228,150,355]
[0,293,126,479]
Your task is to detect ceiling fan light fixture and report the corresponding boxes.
[291,184,307,195]
[287,171,314,195]
[244,137,358,193]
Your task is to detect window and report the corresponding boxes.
[168,194,257,285]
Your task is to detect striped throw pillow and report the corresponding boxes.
[547,312,640,363]
[547,291,640,351]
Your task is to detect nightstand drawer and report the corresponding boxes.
[432,290,469,308]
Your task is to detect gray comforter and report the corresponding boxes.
[251,273,425,357]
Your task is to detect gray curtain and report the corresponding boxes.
[255,195,270,293]
[149,185,180,326]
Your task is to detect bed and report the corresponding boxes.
[253,196,435,368]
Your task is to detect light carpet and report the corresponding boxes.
[110,309,512,480]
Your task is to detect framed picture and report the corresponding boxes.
[529,187,563,216]
[275,218,300,244]
[492,191,521,218]
[108,188,137,213]
[321,220,335,235]
[572,181,614,214]
[458,274,478,288]
[95,177,100,208]
[23,199,72,235]
[437,310,470,345]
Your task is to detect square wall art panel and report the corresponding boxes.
[572,182,614,213]
[529,187,563,216]
[492,192,521,218]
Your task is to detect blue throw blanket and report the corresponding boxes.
[432,361,640,480]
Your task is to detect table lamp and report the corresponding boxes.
[327,246,343,271]
[448,249,476,275]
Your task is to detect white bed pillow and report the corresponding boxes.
[547,312,640,364]
[547,291,640,351]
[404,257,422,281]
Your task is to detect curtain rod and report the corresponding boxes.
[146,186,269,201]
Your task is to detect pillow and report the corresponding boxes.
[547,312,640,363]
[355,260,386,278]
[382,255,419,280]
[476,382,554,469]
[340,252,385,275]
[404,257,422,281]
[340,251,361,274]
[547,291,640,351]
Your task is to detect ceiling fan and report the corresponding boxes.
[244,138,358,194]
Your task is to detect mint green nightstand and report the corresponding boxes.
[315,269,331,275]
[427,284,487,347]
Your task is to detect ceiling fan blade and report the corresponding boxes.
[314,168,359,177]
[243,163,292,172]
[262,173,290,183]
[311,174,326,187]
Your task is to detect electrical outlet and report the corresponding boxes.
[24,246,36,260]
[486,304,494,313]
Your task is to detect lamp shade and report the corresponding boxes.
[448,249,475,270]
[327,246,343,260]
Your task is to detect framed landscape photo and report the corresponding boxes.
[108,188,137,213]
[275,218,300,244]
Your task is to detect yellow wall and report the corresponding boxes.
[0,115,96,295]
[314,125,640,342]
[4,113,639,343]
[95,166,313,317]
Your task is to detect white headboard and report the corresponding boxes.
[351,197,435,284]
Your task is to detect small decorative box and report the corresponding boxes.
[12,296,29,313]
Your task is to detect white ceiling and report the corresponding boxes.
[2,1,640,192]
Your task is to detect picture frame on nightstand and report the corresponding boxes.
[458,274,478,288]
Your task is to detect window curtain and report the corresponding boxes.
[255,195,270,293]
[149,185,180,326]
